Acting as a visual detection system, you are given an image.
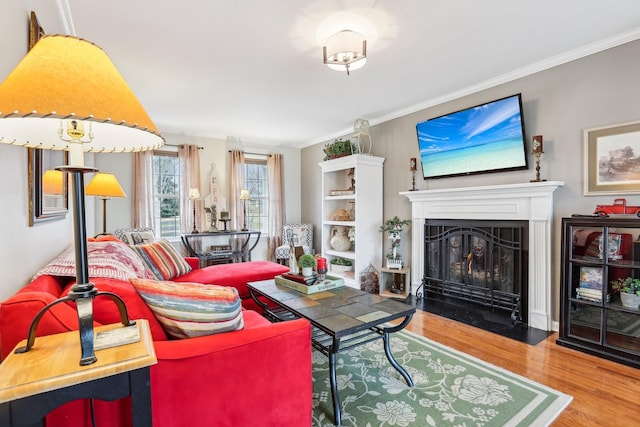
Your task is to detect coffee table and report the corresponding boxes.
[247,279,415,426]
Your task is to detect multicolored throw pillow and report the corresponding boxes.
[34,240,156,281]
[129,278,244,339]
[129,239,192,280]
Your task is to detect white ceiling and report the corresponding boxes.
[47,1,640,147]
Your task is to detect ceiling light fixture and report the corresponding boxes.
[323,30,367,75]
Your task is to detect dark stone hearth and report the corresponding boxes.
[398,294,551,345]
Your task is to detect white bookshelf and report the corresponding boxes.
[319,155,385,288]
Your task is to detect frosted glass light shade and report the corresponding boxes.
[323,30,367,74]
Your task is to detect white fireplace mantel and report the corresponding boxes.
[401,181,564,331]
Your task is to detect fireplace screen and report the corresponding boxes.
[421,220,528,323]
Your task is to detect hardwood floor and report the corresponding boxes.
[405,310,640,426]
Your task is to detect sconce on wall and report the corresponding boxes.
[323,30,367,75]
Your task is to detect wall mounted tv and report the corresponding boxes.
[416,93,528,180]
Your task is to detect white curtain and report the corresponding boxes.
[179,145,201,234]
[267,154,285,261]
[132,150,156,232]
[229,150,245,230]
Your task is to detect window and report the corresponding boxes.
[244,159,269,233]
[152,151,181,238]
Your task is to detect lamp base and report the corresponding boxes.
[15,290,136,365]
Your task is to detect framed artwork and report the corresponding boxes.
[579,266,603,290]
[26,12,69,225]
[583,120,640,195]
[29,11,45,50]
[28,148,69,225]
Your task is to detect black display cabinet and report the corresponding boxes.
[557,216,640,368]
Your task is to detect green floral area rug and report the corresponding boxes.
[311,330,572,427]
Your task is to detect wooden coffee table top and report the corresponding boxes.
[248,279,415,337]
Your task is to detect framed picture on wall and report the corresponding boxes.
[584,120,640,195]
[28,148,69,226]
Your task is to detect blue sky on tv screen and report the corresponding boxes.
[417,95,523,154]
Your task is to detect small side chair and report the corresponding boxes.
[275,224,313,265]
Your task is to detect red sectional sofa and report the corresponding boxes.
[0,249,311,427]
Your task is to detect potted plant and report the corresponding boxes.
[610,277,640,308]
[298,254,316,277]
[323,139,356,161]
[379,216,412,269]
[330,257,353,274]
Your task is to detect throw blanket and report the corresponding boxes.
[34,240,156,282]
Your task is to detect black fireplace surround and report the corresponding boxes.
[418,219,529,324]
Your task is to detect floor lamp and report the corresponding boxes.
[86,172,127,235]
[0,35,164,365]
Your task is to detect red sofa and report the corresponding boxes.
[0,255,311,427]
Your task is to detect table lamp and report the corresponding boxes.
[85,172,127,235]
[189,188,201,233]
[239,189,250,231]
[0,35,164,365]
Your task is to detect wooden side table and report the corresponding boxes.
[0,319,157,427]
[380,267,411,298]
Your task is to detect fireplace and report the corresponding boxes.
[420,219,528,323]
[402,181,563,331]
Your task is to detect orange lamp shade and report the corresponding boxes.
[85,172,126,198]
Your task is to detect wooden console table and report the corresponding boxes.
[0,320,157,427]
[181,230,261,267]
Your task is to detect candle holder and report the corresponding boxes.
[409,157,417,191]
[530,135,547,183]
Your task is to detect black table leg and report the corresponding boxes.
[382,315,415,387]
[383,331,414,387]
[130,368,153,427]
[329,338,342,426]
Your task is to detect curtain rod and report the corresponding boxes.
[164,143,204,149]
[228,150,272,157]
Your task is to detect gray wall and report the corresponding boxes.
[301,39,640,324]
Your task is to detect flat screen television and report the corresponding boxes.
[416,93,528,180]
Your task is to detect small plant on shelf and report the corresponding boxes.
[379,216,412,268]
[610,277,640,296]
[298,254,317,277]
[298,254,316,268]
[330,257,353,274]
[323,139,357,161]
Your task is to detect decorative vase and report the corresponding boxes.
[301,266,313,277]
[620,292,640,308]
[330,226,351,252]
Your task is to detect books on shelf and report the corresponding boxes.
[274,274,344,294]
[576,287,611,303]
[329,189,354,196]
[576,266,611,302]
[207,245,233,257]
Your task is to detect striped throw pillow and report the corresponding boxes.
[130,278,244,339]
[129,239,192,280]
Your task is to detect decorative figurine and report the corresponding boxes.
[204,205,218,232]
[288,239,299,274]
